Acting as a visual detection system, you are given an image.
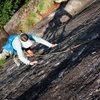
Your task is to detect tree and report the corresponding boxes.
[0,0,29,28]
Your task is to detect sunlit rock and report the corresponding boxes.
[64,0,92,16]
[54,0,68,3]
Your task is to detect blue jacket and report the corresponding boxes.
[2,35,18,54]
[2,34,52,65]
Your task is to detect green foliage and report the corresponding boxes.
[37,0,54,14]
[20,12,41,32]
[0,58,6,69]
[37,0,46,13]
[30,12,41,24]
[0,0,29,27]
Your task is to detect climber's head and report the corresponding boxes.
[20,33,33,48]
[20,33,28,42]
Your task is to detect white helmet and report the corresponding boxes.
[20,33,33,48]
[20,39,33,48]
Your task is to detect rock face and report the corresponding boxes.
[0,29,9,48]
[0,0,100,100]
[3,0,59,35]
[64,0,93,16]
[3,0,94,35]
[54,0,68,3]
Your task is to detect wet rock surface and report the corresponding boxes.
[0,1,100,100]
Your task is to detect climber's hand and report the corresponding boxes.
[30,61,38,65]
[51,44,58,48]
